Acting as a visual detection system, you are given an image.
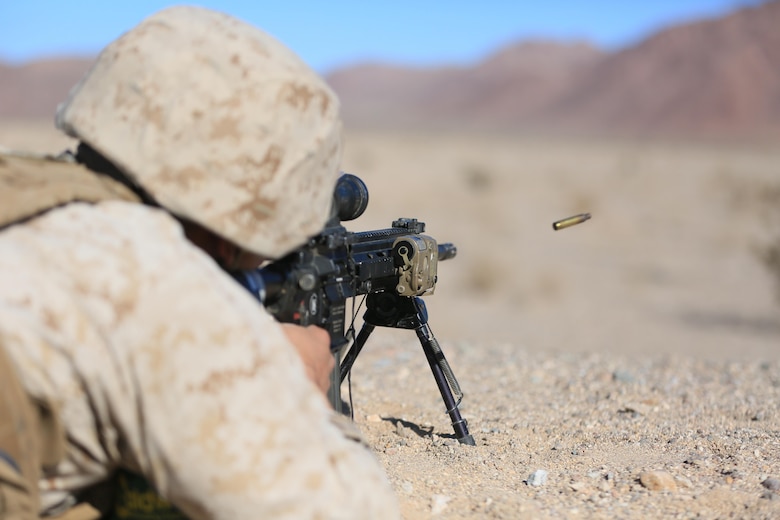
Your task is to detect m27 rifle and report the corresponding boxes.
[233,173,475,445]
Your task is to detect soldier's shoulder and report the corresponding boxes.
[0,148,77,173]
[0,148,140,230]
[0,146,102,184]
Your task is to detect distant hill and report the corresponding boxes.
[326,0,780,140]
[0,57,94,119]
[326,41,604,131]
[2,1,779,140]
[539,0,780,139]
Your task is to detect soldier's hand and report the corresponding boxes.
[281,324,334,397]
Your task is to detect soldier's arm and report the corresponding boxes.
[280,323,335,397]
[114,218,399,519]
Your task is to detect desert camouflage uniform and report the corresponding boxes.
[0,6,400,519]
[0,196,398,519]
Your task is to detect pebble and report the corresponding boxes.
[528,469,549,487]
[676,476,693,489]
[613,370,636,383]
[639,471,678,492]
[431,494,451,515]
[761,477,780,491]
[396,422,413,438]
[619,402,649,416]
[570,481,588,492]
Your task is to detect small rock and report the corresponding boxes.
[639,471,678,492]
[761,477,780,491]
[431,494,451,515]
[527,469,549,487]
[618,402,649,416]
[676,476,693,489]
[613,370,635,383]
[395,422,413,438]
[366,414,382,423]
[761,491,780,501]
[401,481,414,495]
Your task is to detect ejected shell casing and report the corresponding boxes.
[552,213,591,231]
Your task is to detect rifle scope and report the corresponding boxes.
[332,173,369,222]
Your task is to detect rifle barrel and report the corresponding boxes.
[438,243,457,260]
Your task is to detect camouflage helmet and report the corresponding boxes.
[56,6,342,259]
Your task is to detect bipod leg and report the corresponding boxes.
[359,293,474,445]
[340,322,375,383]
[415,320,475,446]
[327,358,343,413]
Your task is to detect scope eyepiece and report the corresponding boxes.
[332,173,369,222]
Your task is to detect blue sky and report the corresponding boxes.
[0,1,766,73]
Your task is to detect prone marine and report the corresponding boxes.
[0,6,400,519]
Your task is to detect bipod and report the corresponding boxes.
[339,293,475,445]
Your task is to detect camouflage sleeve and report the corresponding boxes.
[0,202,399,519]
[120,222,400,519]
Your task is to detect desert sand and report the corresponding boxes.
[2,121,779,518]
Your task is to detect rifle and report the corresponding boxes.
[233,173,475,445]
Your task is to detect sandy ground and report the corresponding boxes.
[2,121,780,518]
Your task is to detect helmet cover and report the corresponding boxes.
[56,6,342,258]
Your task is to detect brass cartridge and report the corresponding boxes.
[552,213,591,231]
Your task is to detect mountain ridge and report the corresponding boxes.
[2,1,779,140]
